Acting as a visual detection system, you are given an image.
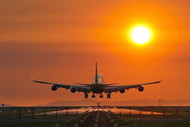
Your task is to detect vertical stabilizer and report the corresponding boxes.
[95,62,98,84]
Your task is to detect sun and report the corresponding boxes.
[131,26,151,44]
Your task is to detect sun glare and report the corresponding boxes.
[131,26,151,44]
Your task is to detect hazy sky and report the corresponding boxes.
[0,0,190,106]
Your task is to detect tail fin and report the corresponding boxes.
[95,62,98,84]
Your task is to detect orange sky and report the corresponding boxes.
[0,0,190,106]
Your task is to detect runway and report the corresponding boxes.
[68,110,127,127]
[1,106,190,127]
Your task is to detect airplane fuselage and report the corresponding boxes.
[90,84,104,93]
[90,74,105,93]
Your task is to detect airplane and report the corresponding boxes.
[32,63,162,99]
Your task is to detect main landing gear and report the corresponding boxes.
[86,93,108,99]
[91,93,103,98]
[107,93,111,99]
[92,94,95,98]
[84,93,88,98]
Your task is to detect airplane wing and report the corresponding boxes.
[104,80,162,93]
[32,79,91,92]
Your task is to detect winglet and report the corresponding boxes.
[30,77,34,81]
[157,78,163,84]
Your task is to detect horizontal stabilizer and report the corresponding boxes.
[103,83,120,86]
[74,83,91,86]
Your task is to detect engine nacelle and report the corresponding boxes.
[138,86,144,92]
[71,88,76,93]
[120,89,125,93]
[51,85,57,91]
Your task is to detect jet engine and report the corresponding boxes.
[51,85,57,91]
[138,86,144,92]
[71,88,76,93]
[120,89,125,93]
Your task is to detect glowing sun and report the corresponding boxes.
[131,26,151,44]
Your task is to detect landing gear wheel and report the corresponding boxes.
[107,93,111,99]
[99,94,103,98]
[84,93,88,98]
[92,94,95,98]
